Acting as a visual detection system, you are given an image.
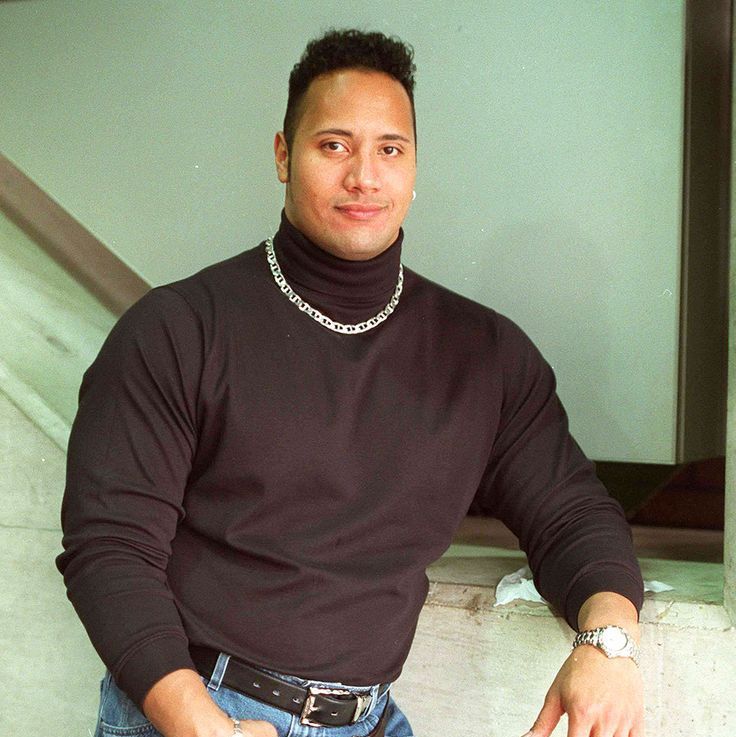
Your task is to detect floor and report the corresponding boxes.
[0,393,101,736]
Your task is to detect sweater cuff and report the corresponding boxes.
[113,632,197,709]
[563,568,644,632]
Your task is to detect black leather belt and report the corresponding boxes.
[190,645,389,727]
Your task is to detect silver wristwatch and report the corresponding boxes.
[572,625,640,666]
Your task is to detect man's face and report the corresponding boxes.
[275,68,416,261]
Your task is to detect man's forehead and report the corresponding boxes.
[296,69,414,137]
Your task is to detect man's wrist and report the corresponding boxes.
[142,668,237,737]
[573,624,640,665]
[201,712,240,737]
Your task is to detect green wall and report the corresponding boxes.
[0,1,685,461]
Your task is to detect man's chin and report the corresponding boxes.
[325,233,395,261]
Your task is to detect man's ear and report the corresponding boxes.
[274,132,289,183]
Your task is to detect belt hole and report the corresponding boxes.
[330,711,338,717]
[292,697,300,704]
[272,689,280,696]
[253,682,261,689]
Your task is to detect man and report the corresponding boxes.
[58,29,645,737]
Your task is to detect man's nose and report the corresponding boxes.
[344,151,380,192]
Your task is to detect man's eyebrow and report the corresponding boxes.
[313,128,353,138]
[312,128,413,144]
[378,133,413,144]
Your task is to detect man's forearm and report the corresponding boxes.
[576,591,640,641]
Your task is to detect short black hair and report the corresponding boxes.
[283,28,416,151]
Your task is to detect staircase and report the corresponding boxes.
[0,209,116,735]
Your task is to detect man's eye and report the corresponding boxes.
[323,141,347,152]
[382,146,400,156]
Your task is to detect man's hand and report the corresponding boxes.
[522,646,644,737]
[521,591,644,737]
[235,722,279,737]
[234,721,279,737]
[142,669,277,737]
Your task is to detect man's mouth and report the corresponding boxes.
[335,203,386,220]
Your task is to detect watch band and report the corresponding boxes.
[572,625,640,666]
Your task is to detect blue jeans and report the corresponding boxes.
[94,654,414,737]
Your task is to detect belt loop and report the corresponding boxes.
[364,683,380,719]
[370,683,390,718]
[206,652,231,692]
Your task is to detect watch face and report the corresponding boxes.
[600,628,627,652]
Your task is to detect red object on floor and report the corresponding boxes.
[628,457,725,530]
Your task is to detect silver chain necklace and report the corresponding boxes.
[265,237,404,334]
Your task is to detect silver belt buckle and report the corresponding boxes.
[300,686,370,726]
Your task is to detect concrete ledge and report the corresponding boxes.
[427,545,731,631]
[391,546,735,735]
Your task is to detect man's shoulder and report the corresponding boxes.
[166,241,265,298]
[404,269,553,391]
[137,241,266,316]
[404,266,527,344]
[113,242,268,337]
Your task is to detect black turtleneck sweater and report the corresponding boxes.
[57,214,643,708]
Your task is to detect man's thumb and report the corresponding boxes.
[521,694,562,737]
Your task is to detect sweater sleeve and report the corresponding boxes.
[475,316,644,630]
[56,286,204,707]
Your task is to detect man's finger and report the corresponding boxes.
[612,727,633,737]
[564,712,596,737]
[628,715,646,737]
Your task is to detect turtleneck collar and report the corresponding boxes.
[271,211,404,324]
